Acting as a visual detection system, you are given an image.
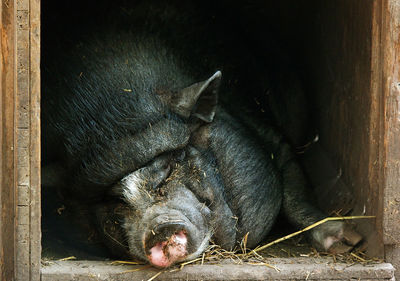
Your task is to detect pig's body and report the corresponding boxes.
[42,1,348,268]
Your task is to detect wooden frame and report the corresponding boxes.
[1,0,40,280]
[379,0,400,272]
[0,0,399,280]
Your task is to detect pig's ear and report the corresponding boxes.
[171,71,221,123]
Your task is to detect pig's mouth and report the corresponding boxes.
[143,218,210,268]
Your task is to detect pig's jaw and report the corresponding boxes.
[147,231,188,268]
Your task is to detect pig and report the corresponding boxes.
[41,1,358,268]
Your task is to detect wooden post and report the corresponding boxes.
[1,0,40,280]
[1,0,17,279]
[380,0,400,278]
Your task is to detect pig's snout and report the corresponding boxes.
[145,222,189,268]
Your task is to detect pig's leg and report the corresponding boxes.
[260,126,358,253]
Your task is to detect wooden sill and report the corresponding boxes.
[41,258,394,281]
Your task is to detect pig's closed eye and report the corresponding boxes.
[173,149,186,162]
[203,198,212,207]
[150,164,171,190]
[147,149,187,190]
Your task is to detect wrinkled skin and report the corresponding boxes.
[42,0,355,268]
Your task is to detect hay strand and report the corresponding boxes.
[57,256,76,261]
[111,260,142,265]
[147,270,165,281]
[120,265,152,274]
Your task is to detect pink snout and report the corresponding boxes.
[147,230,188,268]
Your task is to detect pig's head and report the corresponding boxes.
[108,152,212,268]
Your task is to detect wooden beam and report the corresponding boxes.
[1,0,40,279]
[14,0,41,279]
[1,0,17,279]
[29,0,41,280]
[380,0,400,278]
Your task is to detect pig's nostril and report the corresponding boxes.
[152,221,185,237]
[145,222,187,252]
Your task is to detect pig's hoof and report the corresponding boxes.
[342,226,363,246]
[310,221,362,253]
[327,225,363,254]
[328,241,353,254]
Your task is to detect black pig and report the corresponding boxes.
[42,1,356,268]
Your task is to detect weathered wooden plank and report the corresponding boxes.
[370,0,385,179]
[1,0,41,280]
[0,0,16,280]
[29,0,41,280]
[382,0,400,245]
[17,128,29,147]
[17,0,29,11]
[16,27,29,51]
[15,6,31,274]
[16,240,30,281]
[16,10,28,30]
[381,0,400,278]
[14,0,42,278]
[40,259,395,281]
[17,185,30,206]
[17,147,29,167]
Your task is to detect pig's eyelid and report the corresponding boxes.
[204,198,212,207]
[132,148,183,179]
[149,164,172,190]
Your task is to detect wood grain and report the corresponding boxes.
[1,0,40,279]
[381,0,400,278]
[29,0,41,280]
[1,0,16,280]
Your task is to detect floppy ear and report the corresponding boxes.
[171,71,221,123]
